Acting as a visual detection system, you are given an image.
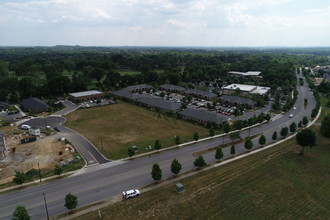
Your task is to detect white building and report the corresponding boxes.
[222,84,270,96]
[228,71,262,78]
[29,128,40,136]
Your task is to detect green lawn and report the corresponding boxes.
[73,109,330,220]
[118,70,141,76]
[64,102,210,159]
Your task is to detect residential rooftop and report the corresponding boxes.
[138,97,181,112]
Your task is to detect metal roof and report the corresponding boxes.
[138,97,181,111]
[220,95,256,106]
[184,89,217,99]
[179,109,225,125]
[69,90,103,98]
[160,84,186,92]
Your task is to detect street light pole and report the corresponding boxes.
[43,193,50,220]
[37,163,41,183]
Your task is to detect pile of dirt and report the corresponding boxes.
[0,132,73,184]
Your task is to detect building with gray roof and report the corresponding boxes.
[179,109,225,126]
[0,101,9,110]
[122,84,151,92]
[138,97,181,113]
[111,90,144,101]
[183,89,217,100]
[220,95,256,108]
[20,97,49,113]
[159,84,186,93]
[69,90,104,102]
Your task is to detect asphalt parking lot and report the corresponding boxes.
[18,116,65,129]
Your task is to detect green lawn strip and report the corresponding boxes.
[72,123,330,220]
[64,101,211,160]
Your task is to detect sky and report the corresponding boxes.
[0,0,329,47]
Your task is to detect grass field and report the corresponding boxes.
[64,102,210,159]
[73,108,330,220]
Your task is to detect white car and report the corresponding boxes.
[122,189,140,199]
[293,107,297,110]
[21,124,31,130]
[289,114,294,118]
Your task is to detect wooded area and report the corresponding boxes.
[0,46,328,103]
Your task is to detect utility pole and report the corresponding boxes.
[37,163,41,182]
[43,193,49,220]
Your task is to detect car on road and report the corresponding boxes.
[122,189,140,199]
[293,106,296,110]
[54,127,61,132]
[21,124,31,130]
[289,114,294,118]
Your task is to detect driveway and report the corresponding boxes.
[52,100,79,116]
[18,116,109,165]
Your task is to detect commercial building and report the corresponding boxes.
[228,71,262,78]
[69,90,104,102]
[179,109,225,126]
[138,97,181,113]
[159,84,186,93]
[219,95,256,108]
[222,84,270,96]
[183,89,217,100]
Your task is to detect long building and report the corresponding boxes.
[69,90,104,102]
[179,109,225,126]
[222,84,270,96]
[228,71,262,78]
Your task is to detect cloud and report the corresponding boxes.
[0,0,329,46]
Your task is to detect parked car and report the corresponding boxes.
[122,189,140,199]
[289,114,294,118]
[54,127,61,132]
[21,124,31,130]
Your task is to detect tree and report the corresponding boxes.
[272,131,277,140]
[230,145,236,154]
[151,163,162,181]
[194,155,207,168]
[258,134,266,146]
[13,171,25,187]
[170,159,182,176]
[128,147,135,158]
[223,122,231,144]
[229,132,241,142]
[264,113,271,122]
[53,165,63,176]
[302,116,309,126]
[13,205,30,220]
[193,132,199,141]
[209,127,215,137]
[64,193,78,211]
[321,114,330,137]
[175,135,181,145]
[244,138,253,150]
[296,129,316,155]
[215,146,224,161]
[154,140,162,150]
[298,120,302,128]
[290,122,297,133]
[280,127,289,138]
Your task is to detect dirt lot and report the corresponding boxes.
[0,131,73,184]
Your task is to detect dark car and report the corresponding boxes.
[54,127,61,132]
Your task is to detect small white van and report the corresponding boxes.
[122,189,140,199]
